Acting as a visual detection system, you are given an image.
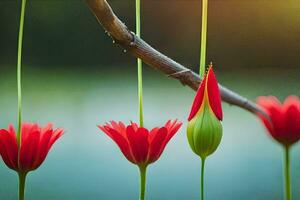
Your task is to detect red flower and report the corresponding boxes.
[0,123,64,173]
[257,95,300,146]
[98,120,182,166]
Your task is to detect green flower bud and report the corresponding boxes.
[187,102,222,159]
[187,67,223,159]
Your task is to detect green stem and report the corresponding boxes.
[139,165,147,200]
[136,0,144,127]
[16,0,27,146]
[199,0,208,77]
[201,158,206,200]
[284,146,291,200]
[18,173,27,200]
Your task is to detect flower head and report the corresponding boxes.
[0,123,64,173]
[187,66,223,159]
[98,120,182,166]
[257,95,300,146]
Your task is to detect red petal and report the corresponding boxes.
[283,96,300,144]
[148,127,160,142]
[206,67,223,120]
[33,129,53,169]
[21,123,39,144]
[147,127,167,163]
[126,126,149,164]
[118,122,127,136]
[267,104,286,142]
[109,121,127,137]
[46,128,64,155]
[110,121,122,133]
[99,125,113,137]
[283,95,300,111]
[188,75,206,121]
[164,120,171,129]
[156,121,182,160]
[34,127,64,170]
[257,96,282,111]
[0,128,18,170]
[98,125,135,163]
[165,120,182,144]
[257,96,291,145]
[130,121,139,131]
[256,97,276,135]
[147,120,182,164]
[41,123,53,134]
[19,130,40,172]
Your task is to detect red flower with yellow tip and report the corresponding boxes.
[98,120,182,166]
[187,66,223,159]
[0,123,64,173]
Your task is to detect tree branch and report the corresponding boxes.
[85,0,265,116]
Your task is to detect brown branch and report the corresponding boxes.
[85,0,265,116]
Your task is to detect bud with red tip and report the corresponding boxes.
[187,66,223,159]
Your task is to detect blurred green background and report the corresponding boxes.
[0,0,300,199]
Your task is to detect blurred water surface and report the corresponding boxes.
[0,67,299,200]
[1,0,300,199]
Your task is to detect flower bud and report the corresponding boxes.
[187,66,223,159]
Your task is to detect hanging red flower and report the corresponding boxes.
[256,95,300,146]
[98,120,182,166]
[0,123,64,173]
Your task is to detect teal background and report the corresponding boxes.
[0,68,299,200]
[1,0,300,199]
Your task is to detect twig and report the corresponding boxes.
[85,0,265,116]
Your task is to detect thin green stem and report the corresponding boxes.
[201,158,206,200]
[136,0,144,127]
[284,146,291,200]
[199,0,208,77]
[139,165,147,200]
[16,0,27,146]
[135,0,141,37]
[17,2,27,199]
[18,173,27,200]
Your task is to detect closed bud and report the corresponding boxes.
[187,66,223,159]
